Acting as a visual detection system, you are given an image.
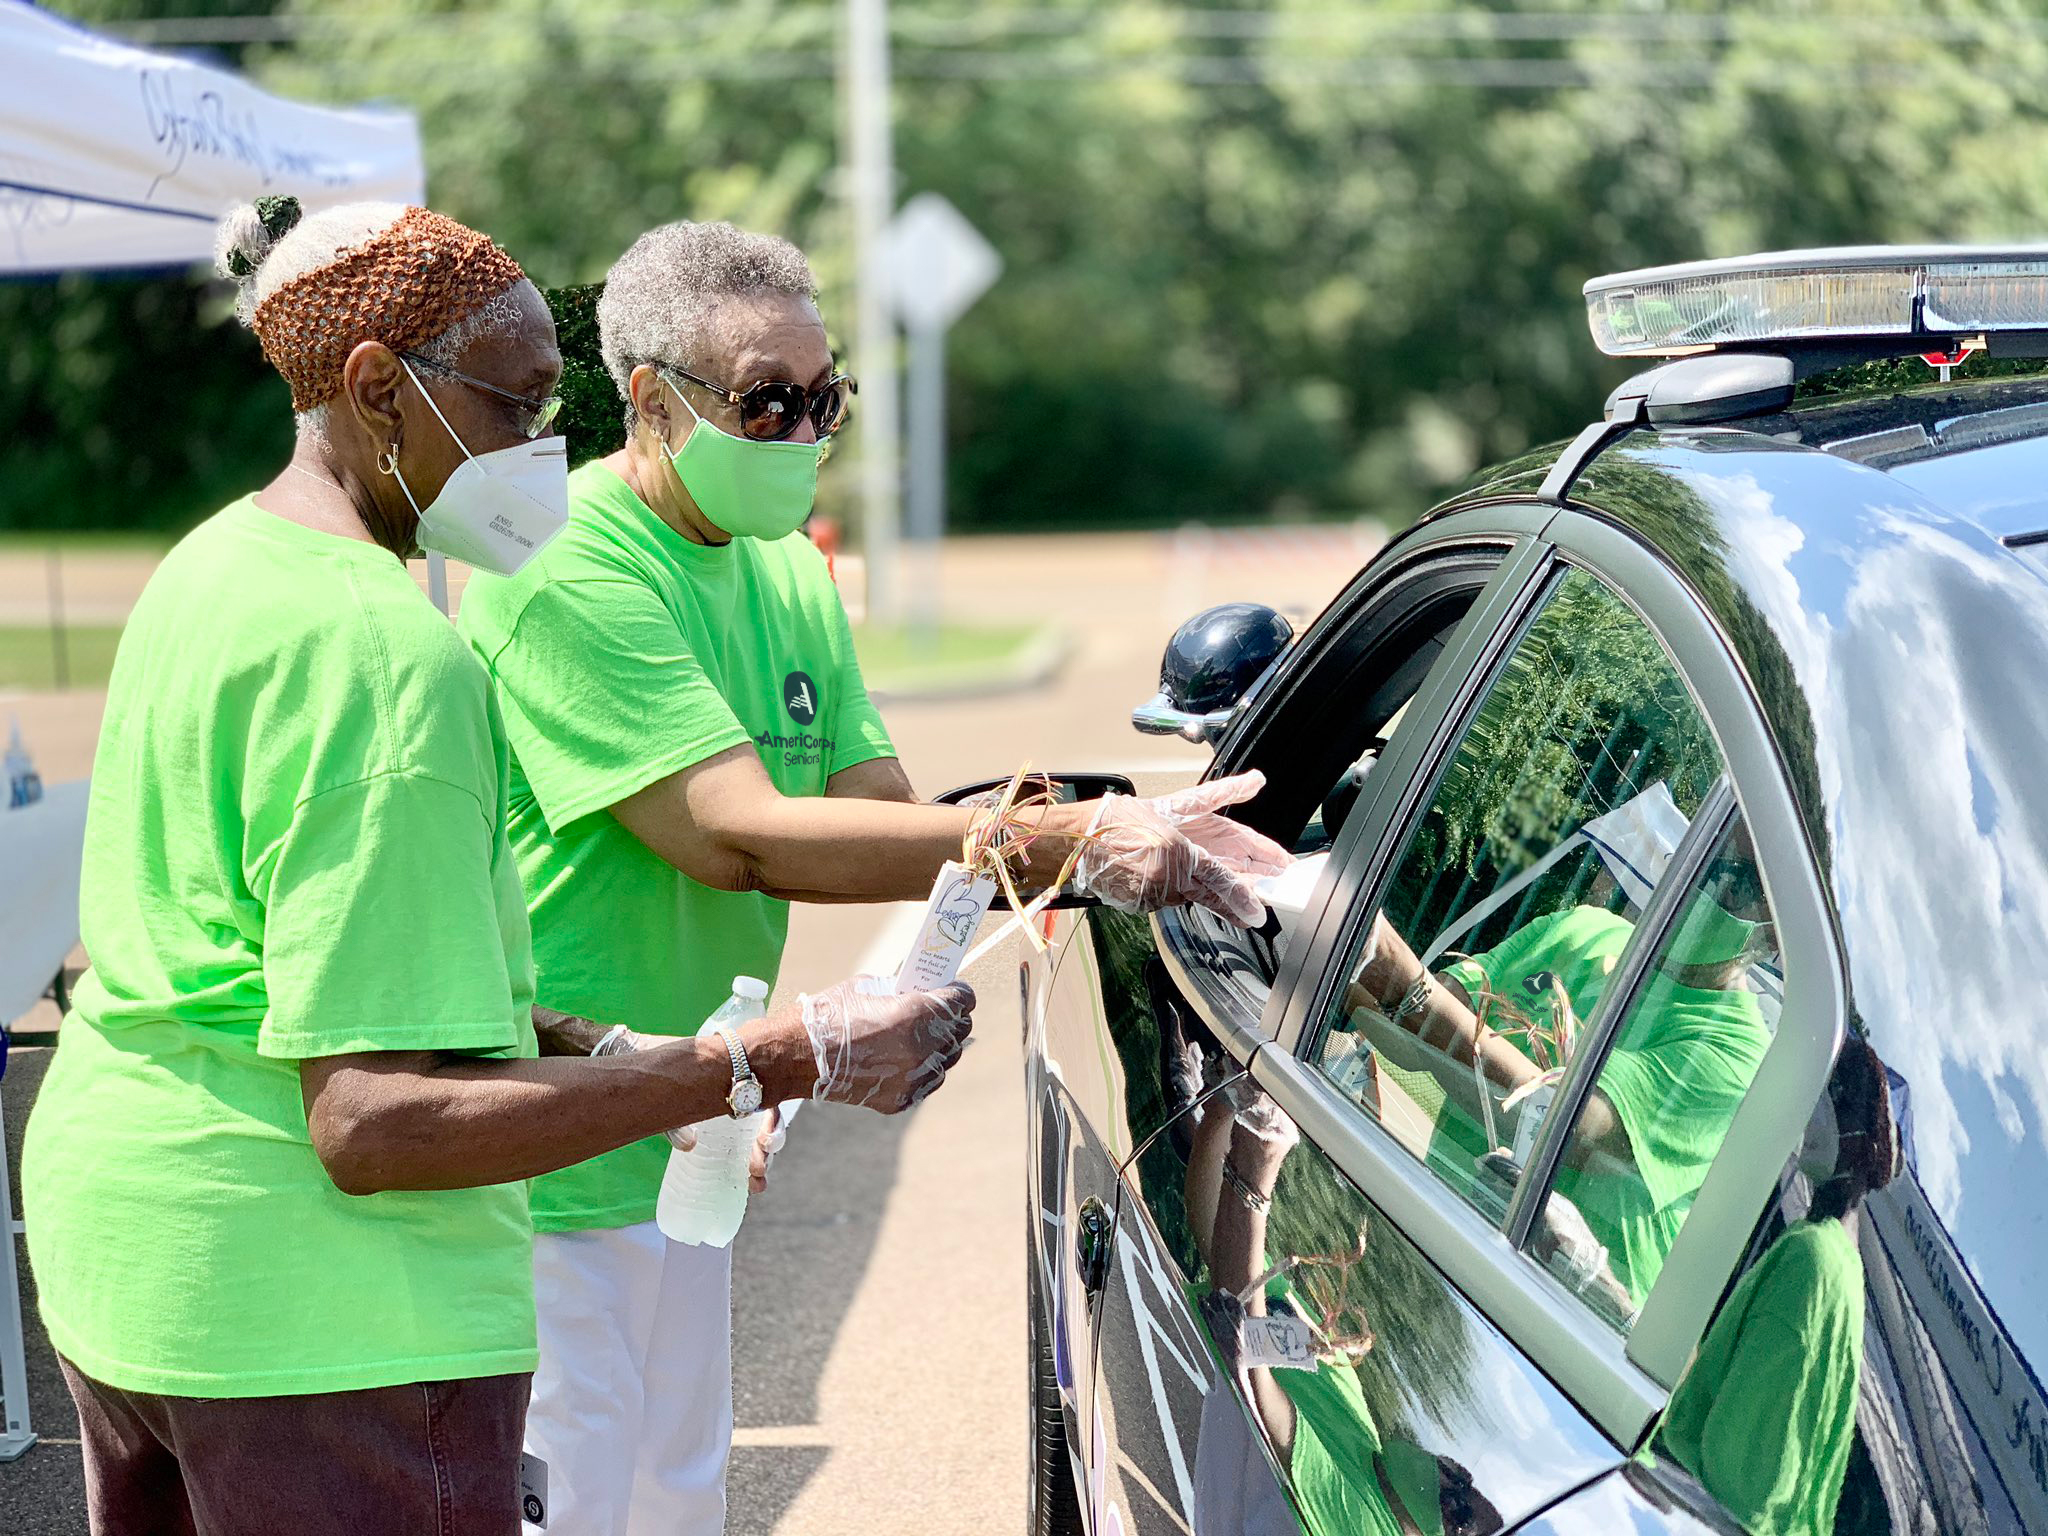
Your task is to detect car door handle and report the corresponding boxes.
[1076,1196,1115,1295]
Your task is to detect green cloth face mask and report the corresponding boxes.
[657,372,820,540]
[1665,895,1761,972]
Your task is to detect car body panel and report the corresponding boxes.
[1030,388,2048,1536]
[1571,434,2048,1488]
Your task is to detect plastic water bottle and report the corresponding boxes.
[5,716,41,809]
[656,977,770,1247]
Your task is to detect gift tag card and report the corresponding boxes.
[1237,1311,1317,1371]
[896,860,996,993]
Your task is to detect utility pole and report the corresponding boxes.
[842,0,901,624]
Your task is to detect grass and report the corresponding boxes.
[0,625,124,691]
[0,531,174,553]
[0,618,1048,695]
[851,620,1049,694]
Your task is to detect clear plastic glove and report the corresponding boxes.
[801,975,975,1111]
[748,1104,787,1193]
[591,1025,698,1151]
[1526,1183,1610,1295]
[1069,771,1291,926]
[1226,1081,1301,1155]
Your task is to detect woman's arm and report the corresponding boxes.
[1347,924,1542,1096]
[614,756,1287,921]
[613,745,1084,902]
[300,982,973,1195]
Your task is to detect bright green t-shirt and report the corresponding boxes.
[458,461,894,1232]
[1435,905,1771,1301]
[22,499,539,1398]
[1658,1217,1866,1536]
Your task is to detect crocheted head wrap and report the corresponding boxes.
[251,206,527,410]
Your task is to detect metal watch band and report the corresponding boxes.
[1220,1157,1272,1214]
[715,1025,751,1084]
[1387,973,1432,1026]
[714,1025,761,1116]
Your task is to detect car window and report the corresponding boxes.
[1180,555,1501,1009]
[1527,812,1780,1332]
[1306,566,1729,1233]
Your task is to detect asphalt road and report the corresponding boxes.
[1,525,1366,1534]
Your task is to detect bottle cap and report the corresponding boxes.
[732,976,769,1001]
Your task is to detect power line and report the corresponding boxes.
[107,5,2048,50]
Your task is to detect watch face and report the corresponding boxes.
[729,1078,764,1116]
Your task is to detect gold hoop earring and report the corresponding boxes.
[376,444,400,476]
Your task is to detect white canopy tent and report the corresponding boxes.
[0,0,429,1463]
[0,0,424,274]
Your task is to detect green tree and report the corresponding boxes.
[12,0,2048,537]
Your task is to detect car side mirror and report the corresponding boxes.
[930,771,1139,910]
[932,771,1137,808]
[1132,602,1293,744]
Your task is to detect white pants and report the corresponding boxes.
[526,1222,734,1536]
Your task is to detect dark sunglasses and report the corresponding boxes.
[661,363,855,443]
[400,351,563,440]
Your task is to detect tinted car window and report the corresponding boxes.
[1183,557,1497,1005]
[1307,567,1727,1230]
[1529,812,1780,1332]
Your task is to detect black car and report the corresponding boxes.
[1012,249,2048,1536]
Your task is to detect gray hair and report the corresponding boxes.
[597,220,816,423]
[214,200,532,447]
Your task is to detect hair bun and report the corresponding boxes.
[214,194,304,282]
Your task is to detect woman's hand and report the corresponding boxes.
[801,977,975,1111]
[748,1104,787,1193]
[1069,771,1290,926]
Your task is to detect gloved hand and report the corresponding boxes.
[1530,1186,1610,1296]
[748,1104,788,1193]
[1226,1081,1301,1156]
[801,976,975,1111]
[1069,771,1291,926]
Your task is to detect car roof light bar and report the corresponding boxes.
[1585,246,2048,358]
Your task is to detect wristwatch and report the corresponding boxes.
[713,1026,764,1117]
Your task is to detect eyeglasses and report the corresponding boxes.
[400,351,564,440]
[660,363,855,443]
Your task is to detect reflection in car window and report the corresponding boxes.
[1309,567,1728,1234]
[1530,814,1780,1329]
[1652,1037,1898,1536]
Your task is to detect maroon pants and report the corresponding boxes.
[59,1357,532,1536]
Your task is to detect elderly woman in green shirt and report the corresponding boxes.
[21,197,971,1536]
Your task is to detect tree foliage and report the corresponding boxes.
[11,0,2048,534]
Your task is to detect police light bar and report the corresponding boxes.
[1585,246,2048,358]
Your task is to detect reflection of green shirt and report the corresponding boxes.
[1192,1271,1405,1536]
[459,463,892,1232]
[1442,906,1771,1301]
[1278,1355,1403,1536]
[1659,1219,1865,1536]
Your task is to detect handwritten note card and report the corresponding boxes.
[895,860,997,993]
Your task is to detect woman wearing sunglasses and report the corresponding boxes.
[455,219,1287,1536]
[21,199,978,1536]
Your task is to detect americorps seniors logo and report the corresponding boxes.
[783,671,818,725]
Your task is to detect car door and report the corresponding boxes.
[1244,514,1845,1535]
[1069,518,1545,1535]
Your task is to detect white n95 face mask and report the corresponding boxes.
[391,359,569,577]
